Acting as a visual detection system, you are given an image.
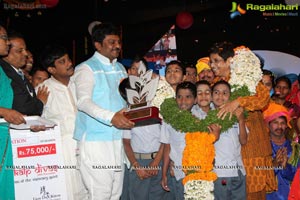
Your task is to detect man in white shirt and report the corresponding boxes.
[73,23,134,200]
[38,44,86,200]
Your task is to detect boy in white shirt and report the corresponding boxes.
[191,80,213,118]
[211,80,248,200]
[161,81,220,199]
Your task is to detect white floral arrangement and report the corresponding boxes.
[229,46,262,95]
[151,76,175,110]
[184,180,214,200]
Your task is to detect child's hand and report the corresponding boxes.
[169,161,175,177]
[37,85,49,105]
[135,167,151,180]
[161,175,170,191]
[208,123,221,141]
[148,161,160,176]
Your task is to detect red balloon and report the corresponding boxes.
[40,0,59,8]
[176,11,194,29]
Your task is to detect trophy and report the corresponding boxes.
[121,61,161,127]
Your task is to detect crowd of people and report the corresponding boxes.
[0,22,300,200]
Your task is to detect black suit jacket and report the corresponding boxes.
[0,59,43,116]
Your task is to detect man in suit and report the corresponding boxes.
[0,31,48,116]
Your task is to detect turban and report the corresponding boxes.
[263,102,292,128]
[196,57,210,74]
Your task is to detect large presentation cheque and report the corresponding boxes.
[6,116,67,200]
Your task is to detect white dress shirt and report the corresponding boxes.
[73,53,119,125]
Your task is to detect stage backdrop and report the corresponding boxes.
[253,50,300,77]
[144,25,177,76]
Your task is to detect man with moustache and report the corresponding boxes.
[73,23,134,199]
[0,31,48,116]
[38,44,85,200]
[263,102,299,200]
[195,57,215,84]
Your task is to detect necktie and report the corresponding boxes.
[17,70,25,80]
[17,70,33,96]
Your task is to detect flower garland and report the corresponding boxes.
[160,46,262,199]
[151,76,175,110]
[160,98,238,133]
[184,180,214,200]
[182,132,217,199]
[229,46,262,94]
[288,120,300,167]
[289,142,300,167]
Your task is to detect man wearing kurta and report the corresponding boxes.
[73,23,134,200]
[38,44,86,200]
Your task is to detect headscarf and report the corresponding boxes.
[195,57,210,74]
[263,102,292,128]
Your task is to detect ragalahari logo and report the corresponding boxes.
[230,2,246,19]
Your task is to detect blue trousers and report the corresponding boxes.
[168,176,184,200]
[213,170,246,200]
[124,159,168,200]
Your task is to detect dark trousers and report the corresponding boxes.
[214,170,246,200]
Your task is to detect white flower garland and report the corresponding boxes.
[182,47,262,200]
[184,180,214,200]
[229,47,262,95]
[151,76,175,110]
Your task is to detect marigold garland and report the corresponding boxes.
[159,46,262,199]
[181,132,217,199]
[183,172,218,185]
[182,132,217,185]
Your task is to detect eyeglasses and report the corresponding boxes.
[0,35,8,41]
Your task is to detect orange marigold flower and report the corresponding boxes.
[182,132,216,182]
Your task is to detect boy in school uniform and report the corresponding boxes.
[123,122,165,199]
[211,80,248,200]
[160,81,221,199]
[191,80,213,119]
[120,59,167,200]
